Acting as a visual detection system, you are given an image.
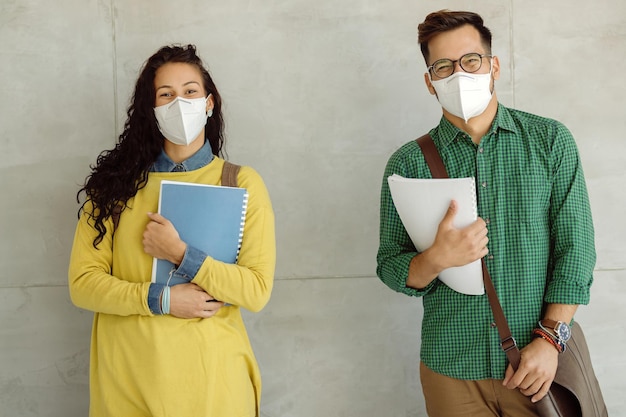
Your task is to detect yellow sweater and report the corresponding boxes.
[69,158,275,417]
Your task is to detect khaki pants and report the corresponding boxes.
[420,362,540,417]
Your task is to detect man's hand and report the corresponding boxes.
[169,283,225,319]
[143,212,187,265]
[502,337,559,402]
[407,200,489,290]
[429,200,489,269]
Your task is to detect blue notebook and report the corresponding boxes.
[151,180,248,286]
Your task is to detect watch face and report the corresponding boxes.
[557,323,571,341]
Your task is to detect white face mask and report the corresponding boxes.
[154,96,212,146]
[430,67,493,122]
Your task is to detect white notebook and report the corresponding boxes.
[387,174,484,295]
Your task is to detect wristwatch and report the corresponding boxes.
[539,319,572,343]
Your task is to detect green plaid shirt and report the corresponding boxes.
[377,104,596,380]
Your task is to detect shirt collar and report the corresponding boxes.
[151,140,214,173]
[493,104,519,135]
[431,103,519,148]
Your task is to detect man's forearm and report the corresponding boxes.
[543,303,578,324]
[406,248,443,290]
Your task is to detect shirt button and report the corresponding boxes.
[488,254,494,260]
[481,182,487,188]
[490,322,497,328]
[485,218,490,225]
[478,147,484,153]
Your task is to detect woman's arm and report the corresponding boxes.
[190,166,276,312]
[69,202,222,318]
[68,207,153,316]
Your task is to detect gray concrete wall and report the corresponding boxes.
[1,1,624,416]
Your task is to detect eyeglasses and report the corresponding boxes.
[427,53,492,79]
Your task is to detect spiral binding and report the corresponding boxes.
[235,191,249,262]
[469,177,478,218]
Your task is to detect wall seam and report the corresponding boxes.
[4,267,623,289]
[110,0,119,134]
[509,0,516,108]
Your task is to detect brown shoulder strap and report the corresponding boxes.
[112,204,122,231]
[416,134,449,179]
[415,133,521,370]
[221,160,241,187]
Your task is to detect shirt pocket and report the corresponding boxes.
[507,174,551,225]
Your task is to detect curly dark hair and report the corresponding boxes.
[77,44,225,247]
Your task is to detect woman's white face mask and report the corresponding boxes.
[429,64,493,122]
[154,96,212,146]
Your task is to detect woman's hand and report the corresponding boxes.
[143,212,187,265]
[169,283,225,319]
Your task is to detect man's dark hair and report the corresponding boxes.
[418,10,492,64]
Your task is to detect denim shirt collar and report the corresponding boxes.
[151,140,214,173]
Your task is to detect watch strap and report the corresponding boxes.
[540,318,561,331]
[539,318,571,342]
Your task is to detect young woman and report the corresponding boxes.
[69,44,275,417]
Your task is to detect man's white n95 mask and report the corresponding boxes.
[430,69,492,123]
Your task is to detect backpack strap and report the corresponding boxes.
[111,204,122,231]
[221,160,241,187]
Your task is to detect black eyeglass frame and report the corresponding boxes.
[427,53,493,79]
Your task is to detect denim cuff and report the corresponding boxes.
[171,245,207,283]
[148,283,167,314]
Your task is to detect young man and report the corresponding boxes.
[376,10,595,417]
